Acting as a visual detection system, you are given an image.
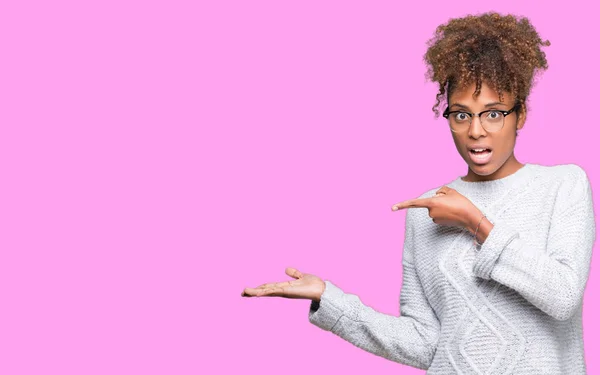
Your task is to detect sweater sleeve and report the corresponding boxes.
[307,210,441,369]
[472,165,596,321]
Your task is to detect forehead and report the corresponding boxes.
[449,81,514,105]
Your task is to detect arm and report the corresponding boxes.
[308,209,441,369]
[470,165,596,321]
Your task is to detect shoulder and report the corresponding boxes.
[532,162,588,181]
[533,162,590,190]
[533,163,593,209]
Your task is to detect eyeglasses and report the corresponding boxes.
[442,102,521,133]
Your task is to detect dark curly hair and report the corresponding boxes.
[424,12,550,119]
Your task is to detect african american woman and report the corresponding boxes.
[241,12,596,374]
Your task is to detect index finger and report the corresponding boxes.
[392,197,433,211]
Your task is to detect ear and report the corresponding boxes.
[516,104,527,130]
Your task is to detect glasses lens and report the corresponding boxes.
[481,111,504,132]
[448,113,470,132]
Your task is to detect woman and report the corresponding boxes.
[241,12,596,374]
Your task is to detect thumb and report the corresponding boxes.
[286,267,304,279]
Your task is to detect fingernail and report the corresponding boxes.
[392,206,398,211]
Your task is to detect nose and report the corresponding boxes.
[468,115,488,138]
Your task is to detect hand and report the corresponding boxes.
[391,186,480,229]
[241,267,326,302]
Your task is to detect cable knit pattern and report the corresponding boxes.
[308,163,596,374]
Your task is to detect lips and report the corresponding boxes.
[468,145,493,152]
[468,148,493,164]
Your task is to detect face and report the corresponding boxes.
[447,81,526,182]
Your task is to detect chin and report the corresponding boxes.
[468,162,497,175]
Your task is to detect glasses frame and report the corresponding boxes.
[442,102,522,133]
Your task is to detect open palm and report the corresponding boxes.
[241,267,325,302]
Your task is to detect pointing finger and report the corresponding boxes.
[392,197,433,211]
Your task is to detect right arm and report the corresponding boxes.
[308,209,441,370]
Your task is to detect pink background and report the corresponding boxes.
[0,1,598,374]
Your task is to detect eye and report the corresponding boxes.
[454,112,470,122]
[486,110,501,119]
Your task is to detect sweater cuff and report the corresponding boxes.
[473,221,520,280]
[308,280,347,331]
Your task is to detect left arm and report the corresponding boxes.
[466,168,596,321]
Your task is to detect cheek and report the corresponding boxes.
[457,144,470,160]
[496,132,517,151]
[491,138,516,165]
[451,135,465,153]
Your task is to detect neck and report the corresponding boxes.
[462,154,524,182]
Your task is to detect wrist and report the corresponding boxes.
[474,216,493,245]
[465,206,493,245]
[314,280,326,302]
[466,206,483,234]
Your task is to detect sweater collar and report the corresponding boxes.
[448,163,536,196]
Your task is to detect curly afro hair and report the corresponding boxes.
[424,12,550,118]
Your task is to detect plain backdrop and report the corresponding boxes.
[0,1,598,374]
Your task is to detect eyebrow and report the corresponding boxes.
[450,101,508,110]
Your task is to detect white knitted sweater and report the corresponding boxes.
[308,163,596,374]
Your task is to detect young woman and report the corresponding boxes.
[241,12,596,374]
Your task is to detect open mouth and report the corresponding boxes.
[469,148,492,156]
[468,148,493,164]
